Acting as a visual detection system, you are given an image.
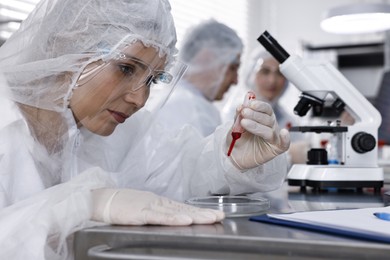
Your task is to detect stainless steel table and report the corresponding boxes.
[74,183,390,259]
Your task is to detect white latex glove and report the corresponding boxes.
[227,100,290,170]
[91,188,225,225]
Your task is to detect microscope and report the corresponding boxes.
[258,31,383,193]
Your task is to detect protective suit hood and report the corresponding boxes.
[0,0,180,186]
[179,19,243,101]
[0,0,178,112]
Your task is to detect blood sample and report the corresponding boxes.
[227,91,256,156]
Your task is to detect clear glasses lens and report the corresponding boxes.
[113,53,173,91]
[154,71,173,84]
[76,52,177,93]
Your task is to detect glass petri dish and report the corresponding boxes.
[185,195,270,217]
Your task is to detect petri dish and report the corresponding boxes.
[185,195,270,217]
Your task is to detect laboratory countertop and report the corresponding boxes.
[74,183,390,260]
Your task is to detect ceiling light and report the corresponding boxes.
[321,3,390,34]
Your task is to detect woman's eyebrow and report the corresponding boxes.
[119,54,149,70]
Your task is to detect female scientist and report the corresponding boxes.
[0,0,290,259]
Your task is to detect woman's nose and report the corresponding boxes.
[268,73,278,84]
[123,86,149,108]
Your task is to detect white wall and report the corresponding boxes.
[169,0,249,50]
[246,0,389,57]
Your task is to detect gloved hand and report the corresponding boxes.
[227,100,290,170]
[91,188,225,225]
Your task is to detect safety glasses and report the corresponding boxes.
[77,52,174,92]
[110,52,174,91]
[75,48,188,115]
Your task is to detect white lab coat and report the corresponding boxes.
[155,80,222,137]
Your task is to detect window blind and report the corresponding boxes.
[0,0,38,41]
[0,0,250,50]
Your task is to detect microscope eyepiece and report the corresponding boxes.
[257,31,290,63]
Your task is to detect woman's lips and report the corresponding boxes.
[108,110,129,123]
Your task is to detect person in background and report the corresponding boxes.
[154,19,243,137]
[0,0,290,259]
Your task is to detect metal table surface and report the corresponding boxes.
[74,183,390,259]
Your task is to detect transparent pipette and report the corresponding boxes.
[227,91,256,156]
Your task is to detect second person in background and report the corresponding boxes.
[154,19,243,136]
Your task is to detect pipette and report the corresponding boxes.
[227,91,256,156]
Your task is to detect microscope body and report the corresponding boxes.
[258,31,383,192]
[282,55,383,192]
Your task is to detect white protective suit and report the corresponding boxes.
[153,19,243,137]
[0,0,289,259]
[0,0,200,258]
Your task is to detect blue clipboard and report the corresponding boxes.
[250,214,390,244]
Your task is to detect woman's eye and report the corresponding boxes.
[118,64,135,75]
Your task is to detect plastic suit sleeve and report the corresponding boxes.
[0,167,113,260]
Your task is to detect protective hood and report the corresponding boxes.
[179,19,243,100]
[0,0,181,184]
[0,0,178,112]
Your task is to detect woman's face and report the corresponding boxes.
[254,57,286,102]
[70,42,166,136]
